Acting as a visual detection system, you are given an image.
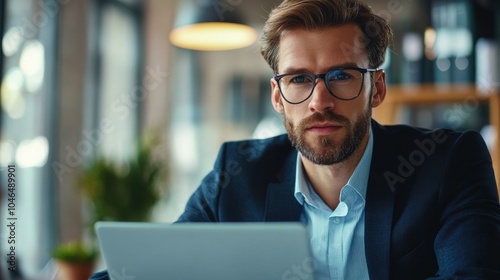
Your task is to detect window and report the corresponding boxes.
[1,0,58,277]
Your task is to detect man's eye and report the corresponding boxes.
[329,70,351,81]
[291,75,311,83]
[332,73,348,80]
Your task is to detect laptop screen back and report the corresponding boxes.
[95,221,315,280]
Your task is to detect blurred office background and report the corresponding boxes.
[0,0,499,278]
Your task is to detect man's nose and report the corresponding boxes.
[308,79,335,112]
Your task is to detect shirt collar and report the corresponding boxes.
[294,126,373,205]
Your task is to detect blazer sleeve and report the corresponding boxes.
[176,143,231,222]
[430,131,500,279]
[88,270,109,280]
[175,169,220,222]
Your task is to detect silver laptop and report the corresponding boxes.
[95,221,315,280]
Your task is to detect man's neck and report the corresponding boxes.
[300,134,369,210]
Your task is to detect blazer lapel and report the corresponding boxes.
[365,121,397,280]
[264,149,303,221]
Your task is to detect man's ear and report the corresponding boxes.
[371,70,386,108]
[271,78,285,114]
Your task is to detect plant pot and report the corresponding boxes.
[56,261,95,280]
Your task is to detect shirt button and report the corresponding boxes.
[333,217,341,224]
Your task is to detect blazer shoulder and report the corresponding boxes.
[373,121,482,145]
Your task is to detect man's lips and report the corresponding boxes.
[306,123,342,133]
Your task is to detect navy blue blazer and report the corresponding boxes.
[90,120,500,280]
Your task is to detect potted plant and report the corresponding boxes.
[53,240,98,280]
[79,135,168,227]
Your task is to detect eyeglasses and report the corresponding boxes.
[274,67,380,104]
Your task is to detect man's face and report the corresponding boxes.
[271,24,386,165]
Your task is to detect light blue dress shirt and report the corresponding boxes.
[294,130,373,280]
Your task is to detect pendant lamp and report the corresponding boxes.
[169,1,257,51]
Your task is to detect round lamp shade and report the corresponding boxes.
[169,1,257,51]
[169,22,257,51]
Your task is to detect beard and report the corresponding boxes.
[285,106,371,165]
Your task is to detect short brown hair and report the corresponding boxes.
[260,0,393,72]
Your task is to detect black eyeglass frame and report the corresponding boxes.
[274,67,381,104]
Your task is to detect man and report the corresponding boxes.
[91,0,500,279]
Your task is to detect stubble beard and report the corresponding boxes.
[285,106,371,165]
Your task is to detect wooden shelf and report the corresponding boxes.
[373,84,500,195]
